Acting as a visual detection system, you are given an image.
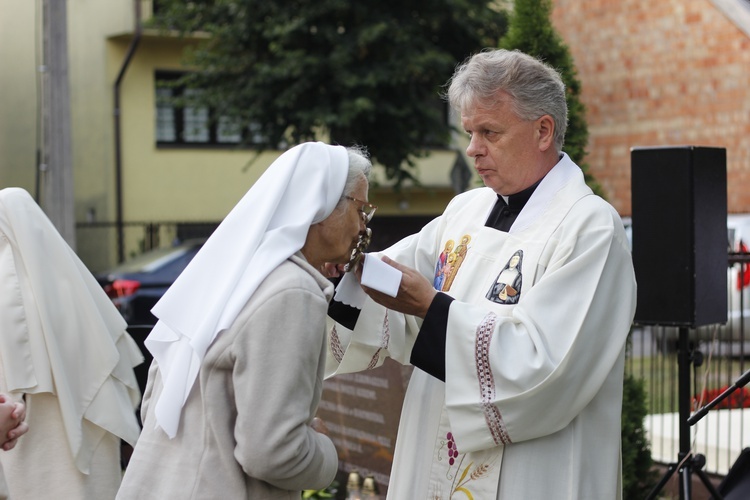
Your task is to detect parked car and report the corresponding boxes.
[95,238,206,326]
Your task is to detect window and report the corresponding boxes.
[155,71,258,147]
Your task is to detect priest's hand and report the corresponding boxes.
[361,256,437,318]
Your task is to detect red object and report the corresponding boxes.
[693,386,750,411]
[737,241,750,290]
[104,279,141,299]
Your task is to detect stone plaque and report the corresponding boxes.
[317,358,412,497]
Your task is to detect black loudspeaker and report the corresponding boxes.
[631,146,727,327]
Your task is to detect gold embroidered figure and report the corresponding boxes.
[443,234,471,291]
[441,253,457,291]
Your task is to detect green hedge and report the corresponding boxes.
[622,373,659,498]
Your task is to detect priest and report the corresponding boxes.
[326,49,637,500]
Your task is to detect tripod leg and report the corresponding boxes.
[693,465,723,499]
[680,462,692,499]
[646,462,679,500]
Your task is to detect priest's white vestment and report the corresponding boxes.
[326,154,637,499]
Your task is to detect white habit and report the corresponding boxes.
[0,187,143,500]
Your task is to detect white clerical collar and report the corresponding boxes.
[510,152,584,234]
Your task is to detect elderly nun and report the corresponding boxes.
[117,142,373,499]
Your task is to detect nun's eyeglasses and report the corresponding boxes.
[345,196,377,222]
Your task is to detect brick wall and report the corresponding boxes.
[551,0,750,215]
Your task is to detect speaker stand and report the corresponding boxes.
[645,327,724,500]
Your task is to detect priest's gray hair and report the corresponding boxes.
[446,49,568,153]
[339,145,372,204]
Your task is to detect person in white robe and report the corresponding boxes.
[0,187,144,500]
[326,49,637,499]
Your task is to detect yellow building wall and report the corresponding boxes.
[368,149,471,215]
[112,36,282,221]
[67,0,135,226]
[2,0,468,272]
[109,33,465,261]
[0,0,38,191]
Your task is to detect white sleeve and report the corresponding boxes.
[325,214,448,377]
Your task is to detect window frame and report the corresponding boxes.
[154,70,255,149]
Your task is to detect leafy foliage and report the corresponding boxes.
[151,0,507,185]
[499,0,603,196]
[301,480,337,499]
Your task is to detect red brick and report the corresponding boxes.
[552,0,750,213]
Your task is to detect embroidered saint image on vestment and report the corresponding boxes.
[433,239,454,290]
[433,235,472,292]
[485,250,523,304]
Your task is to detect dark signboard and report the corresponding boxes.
[318,359,412,497]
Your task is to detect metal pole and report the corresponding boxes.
[40,0,76,249]
[113,0,142,262]
[677,326,692,499]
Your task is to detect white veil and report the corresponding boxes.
[146,142,349,438]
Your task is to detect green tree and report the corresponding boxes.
[499,0,603,196]
[152,0,507,185]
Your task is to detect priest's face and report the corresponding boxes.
[462,92,554,196]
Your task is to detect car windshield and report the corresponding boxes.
[106,243,198,274]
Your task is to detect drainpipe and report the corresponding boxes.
[113,0,142,262]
